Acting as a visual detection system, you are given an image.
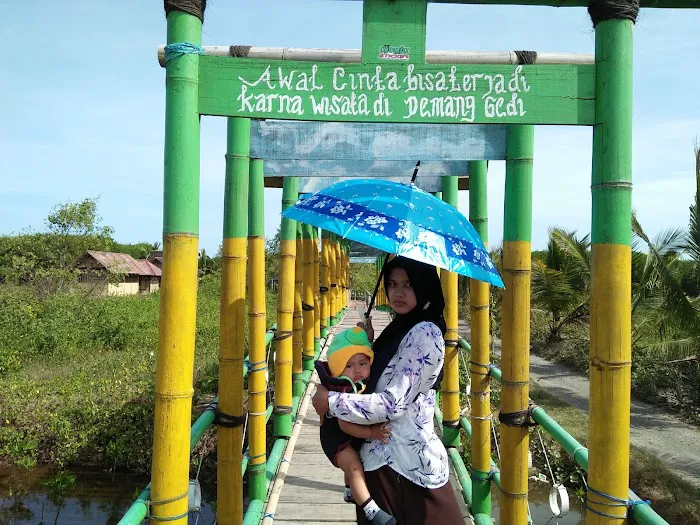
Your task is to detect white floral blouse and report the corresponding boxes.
[327,321,449,489]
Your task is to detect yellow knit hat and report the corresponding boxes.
[326,326,374,378]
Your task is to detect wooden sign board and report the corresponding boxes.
[199,57,595,125]
[250,120,507,161]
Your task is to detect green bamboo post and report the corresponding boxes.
[217,117,250,525]
[440,177,460,448]
[468,160,491,517]
[150,5,203,524]
[273,178,298,439]
[247,158,267,502]
[587,3,637,523]
[500,125,534,524]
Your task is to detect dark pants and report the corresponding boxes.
[356,465,466,525]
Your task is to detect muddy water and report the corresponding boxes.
[1,465,586,525]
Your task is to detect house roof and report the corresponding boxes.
[78,251,162,277]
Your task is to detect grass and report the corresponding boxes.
[530,383,700,524]
[0,273,278,474]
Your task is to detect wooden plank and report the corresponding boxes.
[274,503,357,521]
[199,57,595,125]
[249,120,507,161]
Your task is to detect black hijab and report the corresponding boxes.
[365,256,447,394]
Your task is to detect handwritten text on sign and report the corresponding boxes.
[197,58,596,125]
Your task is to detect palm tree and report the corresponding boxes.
[531,228,591,341]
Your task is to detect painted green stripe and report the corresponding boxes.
[224,118,250,239]
[280,178,298,241]
[504,125,534,242]
[441,176,458,207]
[362,0,427,64]
[248,159,264,237]
[591,19,633,246]
[468,161,488,243]
[434,0,692,7]
[163,11,201,235]
[301,223,313,240]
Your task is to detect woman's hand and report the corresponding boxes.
[312,384,330,417]
[370,422,391,443]
[356,315,375,343]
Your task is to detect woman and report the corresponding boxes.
[312,256,466,525]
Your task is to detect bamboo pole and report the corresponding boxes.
[468,160,492,517]
[150,8,202,525]
[321,231,330,338]
[500,125,534,524]
[217,117,250,525]
[336,237,343,314]
[157,46,597,67]
[329,233,338,325]
[313,228,321,357]
[587,10,634,525]
[273,178,298,439]
[440,177,460,448]
[302,224,315,372]
[293,225,304,397]
[247,158,267,502]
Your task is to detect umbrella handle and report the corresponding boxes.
[410,160,421,184]
[366,261,387,319]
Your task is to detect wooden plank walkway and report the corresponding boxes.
[269,303,471,525]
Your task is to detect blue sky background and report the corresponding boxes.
[2,1,699,253]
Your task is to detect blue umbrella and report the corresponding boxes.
[281,178,504,289]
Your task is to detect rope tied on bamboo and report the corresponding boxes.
[514,50,537,65]
[164,0,206,21]
[273,405,293,415]
[588,0,639,26]
[163,42,204,63]
[248,359,268,373]
[147,490,189,522]
[213,409,246,428]
[586,486,650,519]
[498,402,539,428]
[302,302,314,311]
[470,467,498,482]
[273,330,293,341]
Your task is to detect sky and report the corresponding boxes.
[2,1,699,253]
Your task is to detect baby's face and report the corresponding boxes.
[344,353,371,383]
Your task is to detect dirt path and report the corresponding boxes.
[458,321,700,489]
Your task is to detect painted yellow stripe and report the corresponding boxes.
[500,239,531,525]
[218,236,247,525]
[248,236,267,468]
[588,243,632,524]
[151,234,199,525]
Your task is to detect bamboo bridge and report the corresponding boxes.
[117,0,700,523]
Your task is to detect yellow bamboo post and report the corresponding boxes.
[273,177,298,439]
[247,158,267,501]
[302,224,315,373]
[335,236,342,318]
[440,177,460,448]
[320,231,331,338]
[587,4,636,523]
[500,125,535,523]
[469,160,492,516]
[344,243,350,309]
[151,5,203,523]
[293,225,304,397]
[313,228,321,357]
[329,233,338,326]
[217,117,250,525]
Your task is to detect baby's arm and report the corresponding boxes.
[338,419,391,443]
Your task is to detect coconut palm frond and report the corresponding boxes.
[639,335,700,361]
[531,259,579,316]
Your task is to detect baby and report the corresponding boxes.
[315,327,396,525]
